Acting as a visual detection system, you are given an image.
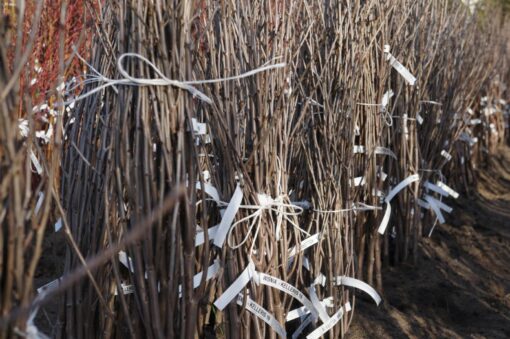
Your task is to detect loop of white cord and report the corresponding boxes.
[67,52,286,106]
[226,194,310,254]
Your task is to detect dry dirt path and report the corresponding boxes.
[348,146,510,339]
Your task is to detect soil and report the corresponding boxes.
[348,146,510,339]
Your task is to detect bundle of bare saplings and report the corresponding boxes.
[0,0,509,338]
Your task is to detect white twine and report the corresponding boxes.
[226,194,310,254]
[313,202,381,214]
[67,51,286,105]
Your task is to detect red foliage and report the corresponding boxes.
[4,0,100,117]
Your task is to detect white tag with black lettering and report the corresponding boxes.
[258,273,321,321]
[236,294,286,338]
[306,303,352,339]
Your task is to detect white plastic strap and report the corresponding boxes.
[195,225,218,247]
[377,166,388,182]
[403,114,409,140]
[193,260,220,289]
[196,182,220,203]
[441,150,452,161]
[34,192,44,215]
[236,294,287,338]
[424,195,452,224]
[292,314,314,339]
[384,46,417,86]
[258,273,321,321]
[286,297,334,322]
[374,147,398,160]
[426,195,453,213]
[306,303,352,339]
[308,286,330,322]
[213,184,243,248]
[353,145,365,154]
[119,251,135,273]
[416,113,424,125]
[381,90,394,109]
[300,257,327,287]
[385,174,420,202]
[54,218,63,232]
[334,276,381,305]
[214,261,255,310]
[30,151,43,175]
[416,198,430,209]
[350,176,366,187]
[37,278,62,294]
[436,181,459,199]
[378,174,420,234]
[179,259,221,297]
[114,283,135,296]
[288,233,320,258]
[424,181,449,197]
[191,118,207,135]
[377,202,392,235]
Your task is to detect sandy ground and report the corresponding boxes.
[348,146,510,339]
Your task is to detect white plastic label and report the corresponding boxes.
[436,181,459,199]
[54,218,63,232]
[37,278,62,294]
[416,113,424,125]
[378,174,420,234]
[386,53,417,86]
[441,150,452,161]
[179,259,220,297]
[351,176,366,187]
[236,294,287,338]
[424,181,449,197]
[214,261,255,310]
[381,90,394,109]
[213,184,243,248]
[353,145,366,154]
[334,276,381,305]
[119,251,135,272]
[192,118,207,135]
[195,225,219,247]
[292,314,313,339]
[288,233,320,258]
[258,273,321,321]
[306,303,352,339]
[30,151,43,175]
[424,195,452,224]
[286,296,334,322]
[196,182,220,203]
[308,286,330,322]
[374,147,397,160]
